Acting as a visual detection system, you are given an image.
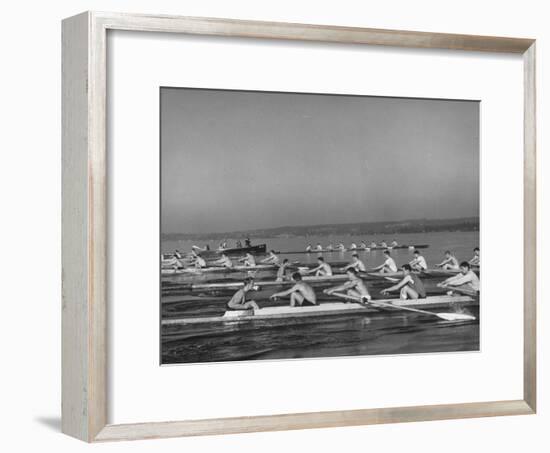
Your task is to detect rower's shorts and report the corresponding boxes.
[300,299,316,307]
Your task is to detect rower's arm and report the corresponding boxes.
[447,274,471,286]
[385,276,410,292]
[442,274,460,285]
[327,281,353,293]
[371,263,384,271]
[307,265,320,274]
[272,285,298,298]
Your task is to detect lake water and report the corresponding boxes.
[161,230,479,364]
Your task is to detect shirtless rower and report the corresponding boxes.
[359,241,368,250]
[436,250,460,271]
[469,247,480,266]
[315,243,323,251]
[226,278,260,311]
[372,250,398,274]
[336,243,346,252]
[306,256,333,276]
[261,250,280,265]
[369,241,377,248]
[326,243,334,251]
[343,253,367,272]
[381,264,426,300]
[380,240,388,248]
[276,259,292,282]
[239,252,256,267]
[305,244,312,252]
[324,267,371,302]
[390,240,399,247]
[163,255,184,269]
[438,261,480,294]
[189,249,206,268]
[350,242,357,250]
[192,251,207,269]
[409,250,428,271]
[270,272,317,307]
[212,253,233,268]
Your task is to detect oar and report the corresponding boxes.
[331,292,475,321]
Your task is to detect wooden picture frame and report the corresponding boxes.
[62,11,537,442]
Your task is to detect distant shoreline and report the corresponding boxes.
[162,217,479,241]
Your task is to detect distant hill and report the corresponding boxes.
[162,217,479,241]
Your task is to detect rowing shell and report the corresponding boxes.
[278,244,429,254]
[182,270,451,291]
[161,264,277,275]
[188,274,349,290]
[161,260,352,276]
[161,294,475,325]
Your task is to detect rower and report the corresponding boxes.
[307,256,333,276]
[436,250,459,271]
[315,243,323,251]
[194,254,207,269]
[469,247,480,266]
[261,250,280,265]
[369,241,377,248]
[227,277,260,311]
[372,250,398,274]
[212,253,233,268]
[239,252,256,267]
[381,264,426,300]
[245,238,251,247]
[409,250,428,271]
[306,244,312,252]
[343,253,367,272]
[174,249,183,259]
[390,240,398,247]
[326,243,334,251]
[236,240,243,248]
[350,242,357,250]
[324,267,371,302]
[276,259,292,282]
[438,261,480,294]
[270,272,317,307]
[359,241,367,249]
[336,243,346,252]
[164,256,184,269]
[380,240,388,248]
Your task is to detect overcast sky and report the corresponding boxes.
[161,88,479,234]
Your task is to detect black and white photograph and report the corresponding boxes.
[160,87,480,365]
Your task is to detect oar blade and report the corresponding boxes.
[437,313,476,321]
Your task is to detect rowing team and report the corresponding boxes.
[163,246,480,276]
[306,240,399,252]
[226,261,480,311]
[288,248,479,278]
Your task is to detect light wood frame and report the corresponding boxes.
[62,11,537,442]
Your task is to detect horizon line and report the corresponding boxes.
[162,215,480,236]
